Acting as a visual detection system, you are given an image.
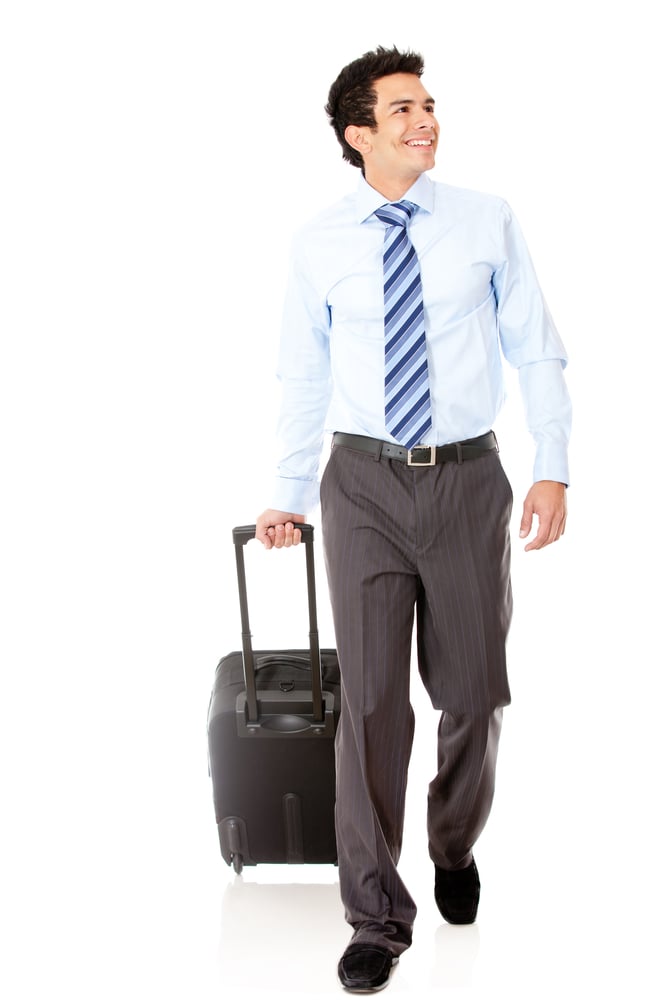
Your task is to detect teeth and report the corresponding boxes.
[408,140,431,146]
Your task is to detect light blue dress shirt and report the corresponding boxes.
[271,173,571,514]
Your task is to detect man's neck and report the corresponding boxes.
[363,169,422,203]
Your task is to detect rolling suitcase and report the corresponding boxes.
[207,524,340,873]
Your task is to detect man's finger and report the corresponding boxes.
[524,511,565,551]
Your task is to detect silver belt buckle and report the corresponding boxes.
[406,445,436,467]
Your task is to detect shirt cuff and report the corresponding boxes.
[533,442,570,486]
[271,476,320,516]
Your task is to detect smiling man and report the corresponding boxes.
[256,45,571,993]
[349,73,439,195]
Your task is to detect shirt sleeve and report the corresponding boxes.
[492,202,572,485]
[271,234,333,514]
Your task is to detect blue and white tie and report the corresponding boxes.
[375,200,432,449]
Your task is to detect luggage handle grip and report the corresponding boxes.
[233,524,314,547]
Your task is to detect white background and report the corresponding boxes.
[1,1,665,997]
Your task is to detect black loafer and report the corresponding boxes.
[434,857,481,924]
[337,943,398,992]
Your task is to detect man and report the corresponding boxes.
[256,45,571,993]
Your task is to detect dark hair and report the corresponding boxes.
[325,45,425,169]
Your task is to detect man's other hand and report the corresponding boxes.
[519,481,567,552]
[255,510,306,549]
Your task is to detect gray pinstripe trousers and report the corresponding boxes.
[320,441,513,954]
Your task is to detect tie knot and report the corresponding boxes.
[375,200,416,228]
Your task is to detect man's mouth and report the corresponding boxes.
[406,139,433,147]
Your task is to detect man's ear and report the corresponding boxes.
[344,124,372,156]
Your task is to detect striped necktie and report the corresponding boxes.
[375,200,432,449]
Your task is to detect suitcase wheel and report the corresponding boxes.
[218,817,250,871]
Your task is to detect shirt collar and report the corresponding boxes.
[356,173,435,224]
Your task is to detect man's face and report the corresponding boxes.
[359,73,439,190]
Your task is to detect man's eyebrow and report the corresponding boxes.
[387,97,436,108]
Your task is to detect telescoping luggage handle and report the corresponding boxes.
[232,524,324,726]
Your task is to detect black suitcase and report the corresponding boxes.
[207,524,340,873]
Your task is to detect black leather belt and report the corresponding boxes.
[332,431,498,466]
